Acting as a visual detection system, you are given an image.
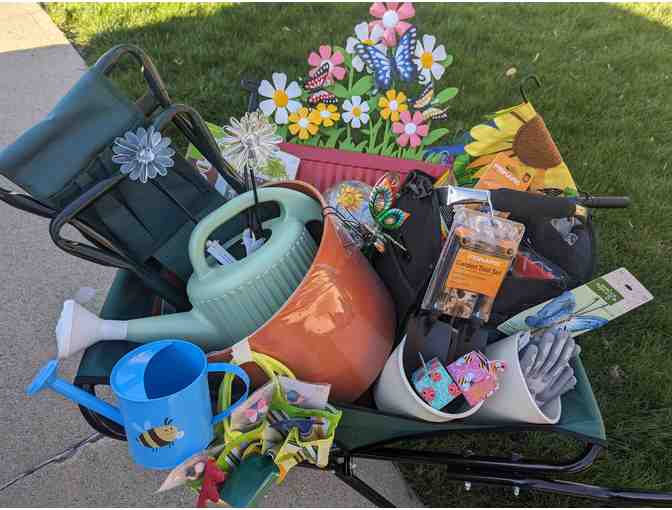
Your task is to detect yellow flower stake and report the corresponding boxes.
[310,103,341,127]
[378,89,408,122]
[288,107,320,140]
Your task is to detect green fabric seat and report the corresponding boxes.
[0,45,251,310]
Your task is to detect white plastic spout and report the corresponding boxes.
[55,300,128,359]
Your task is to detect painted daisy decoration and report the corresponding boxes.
[414,34,450,83]
[342,96,370,128]
[112,126,175,183]
[258,72,302,125]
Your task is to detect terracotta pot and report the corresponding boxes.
[209,180,396,403]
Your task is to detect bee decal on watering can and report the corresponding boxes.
[136,418,184,450]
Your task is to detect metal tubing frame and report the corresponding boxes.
[328,446,672,507]
[74,374,672,506]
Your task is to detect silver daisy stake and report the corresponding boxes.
[218,111,283,182]
[112,126,175,183]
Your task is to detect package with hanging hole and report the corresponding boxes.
[422,207,525,322]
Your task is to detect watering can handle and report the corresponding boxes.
[188,187,319,279]
[208,363,251,424]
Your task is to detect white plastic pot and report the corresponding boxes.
[472,331,561,425]
[373,337,484,423]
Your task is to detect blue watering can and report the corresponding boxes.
[27,339,249,470]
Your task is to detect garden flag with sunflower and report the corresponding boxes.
[428,100,579,195]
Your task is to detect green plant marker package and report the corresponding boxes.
[498,268,653,337]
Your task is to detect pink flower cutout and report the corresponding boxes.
[430,370,442,382]
[421,387,436,402]
[308,45,346,82]
[369,2,415,47]
[392,110,429,148]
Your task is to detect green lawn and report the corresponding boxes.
[45,3,672,506]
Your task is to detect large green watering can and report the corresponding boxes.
[56,186,322,358]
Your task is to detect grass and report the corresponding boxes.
[44,2,672,506]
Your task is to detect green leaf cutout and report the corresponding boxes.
[329,82,350,99]
[275,125,288,141]
[422,128,450,146]
[432,87,459,105]
[350,75,373,97]
[323,127,344,148]
[305,134,321,146]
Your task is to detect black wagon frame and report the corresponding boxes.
[74,379,672,506]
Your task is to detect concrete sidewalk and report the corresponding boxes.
[0,4,421,507]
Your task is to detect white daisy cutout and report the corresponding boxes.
[414,34,448,83]
[258,73,302,125]
[342,96,370,128]
[345,22,386,72]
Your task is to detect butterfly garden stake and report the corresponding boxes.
[367,172,410,252]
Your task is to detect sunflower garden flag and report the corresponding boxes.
[428,101,579,196]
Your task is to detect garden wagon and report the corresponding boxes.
[3,43,672,507]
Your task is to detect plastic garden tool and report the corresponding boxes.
[218,455,279,507]
[54,186,322,358]
[26,340,250,469]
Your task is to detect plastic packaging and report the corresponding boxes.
[422,208,525,322]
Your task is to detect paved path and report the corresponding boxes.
[0,4,421,507]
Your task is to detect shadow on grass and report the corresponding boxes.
[44,2,672,507]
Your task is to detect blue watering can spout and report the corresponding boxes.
[27,359,124,425]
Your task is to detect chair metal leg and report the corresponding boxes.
[332,456,396,508]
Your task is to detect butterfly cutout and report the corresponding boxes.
[409,82,449,121]
[304,62,337,106]
[367,172,410,253]
[421,106,450,122]
[410,82,434,110]
[355,27,417,90]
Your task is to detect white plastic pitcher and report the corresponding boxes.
[373,336,484,423]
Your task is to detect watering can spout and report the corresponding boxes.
[27,360,124,425]
[55,300,219,359]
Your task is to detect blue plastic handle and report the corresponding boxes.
[207,362,251,424]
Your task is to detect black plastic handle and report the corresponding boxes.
[490,189,576,219]
[490,189,631,218]
[577,195,630,209]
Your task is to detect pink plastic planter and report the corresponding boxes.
[279,143,449,192]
